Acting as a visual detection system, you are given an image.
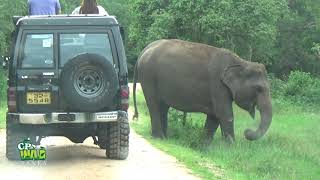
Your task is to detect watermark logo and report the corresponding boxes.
[17,139,46,161]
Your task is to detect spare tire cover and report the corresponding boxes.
[60,53,118,111]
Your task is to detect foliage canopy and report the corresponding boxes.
[0,0,319,77]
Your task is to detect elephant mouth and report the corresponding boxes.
[249,105,256,119]
[238,101,256,119]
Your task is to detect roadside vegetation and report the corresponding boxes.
[130,71,320,179]
[0,70,6,128]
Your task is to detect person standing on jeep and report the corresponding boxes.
[72,0,109,15]
[28,0,61,15]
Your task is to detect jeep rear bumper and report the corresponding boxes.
[8,111,127,124]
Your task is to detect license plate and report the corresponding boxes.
[26,92,51,104]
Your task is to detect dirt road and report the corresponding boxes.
[0,84,201,180]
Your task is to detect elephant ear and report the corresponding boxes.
[221,64,244,99]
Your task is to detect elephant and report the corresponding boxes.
[133,39,272,143]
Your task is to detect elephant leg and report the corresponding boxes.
[160,102,169,137]
[219,118,235,143]
[204,114,220,144]
[213,97,235,143]
[220,128,225,138]
[142,86,165,138]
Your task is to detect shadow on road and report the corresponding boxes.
[45,144,106,163]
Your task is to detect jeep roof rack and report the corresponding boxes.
[15,15,119,26]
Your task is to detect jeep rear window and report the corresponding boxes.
[59,33,114,66]
[21,34,54,68]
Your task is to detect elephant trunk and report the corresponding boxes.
[244,92,272,141]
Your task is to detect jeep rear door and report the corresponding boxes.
[16,32,59,113]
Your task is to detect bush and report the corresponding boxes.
[167,109,207,149]
[0,69,7,107]
[303,78,320,104]
[268,73,285,98]
[284,71,313,96]
[270,71,320,105]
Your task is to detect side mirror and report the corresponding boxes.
[1,56,10,69]
[120,26,125,41]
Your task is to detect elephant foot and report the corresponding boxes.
[223,134,235,144]
[201,128,214,146]
[202,136,213,146]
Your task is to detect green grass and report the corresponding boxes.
[130,91,320,180]
[0,103,6,128]
[0,70,6,129]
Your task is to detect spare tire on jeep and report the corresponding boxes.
[60,53,118,111]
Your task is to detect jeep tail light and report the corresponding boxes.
[8,87,17,112]
[120,86,129,111]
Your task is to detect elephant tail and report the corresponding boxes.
[133,62,139,120]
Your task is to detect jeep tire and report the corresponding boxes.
[107,115,130,160]
[60,53,119,112]
[98,114,129,160]
[6,115,25,160]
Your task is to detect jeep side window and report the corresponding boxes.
[21,34,54,68]
[59,33,114,66]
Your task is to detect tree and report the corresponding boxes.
[0,0,27,54]
[273,0,320,76]
[1,0,319,77]
[128,0,288,67]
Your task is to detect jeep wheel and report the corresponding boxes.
[60,53,119,111]
[6,115,26,160]
[105,116,130,160]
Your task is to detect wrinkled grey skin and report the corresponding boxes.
[133,39,272,143]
